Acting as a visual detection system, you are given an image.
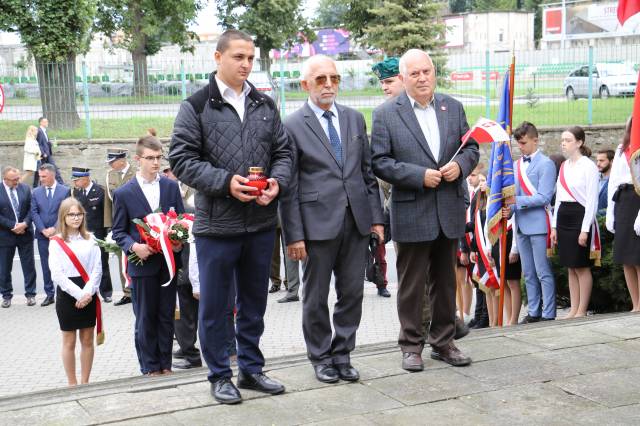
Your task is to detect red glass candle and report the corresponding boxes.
[246,167,268,196]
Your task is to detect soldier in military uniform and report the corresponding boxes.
[104,149,137,306]
[71,166,113,302]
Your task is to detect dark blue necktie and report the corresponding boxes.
[322,110,342,165]
[10,188,19,218]
[523,155,531,163]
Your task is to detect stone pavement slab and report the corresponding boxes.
[3,312,640,425]
[552,366,640,408]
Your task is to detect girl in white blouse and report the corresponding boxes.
[606,117,640,311]
[21,125,41,185]
[551,126,600,318]
[49,197,102,386]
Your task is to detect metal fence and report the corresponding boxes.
[0,44,638,140]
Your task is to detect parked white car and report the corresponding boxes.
[563,63,637,100]
[249,71,278,102]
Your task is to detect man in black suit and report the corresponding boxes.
[0,166,37,308]
[34,117,63,186]
[71,167,113,303]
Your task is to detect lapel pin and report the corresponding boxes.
[441,105,447,111]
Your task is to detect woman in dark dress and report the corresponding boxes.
[49,197,102,385]
[606,117,640,312]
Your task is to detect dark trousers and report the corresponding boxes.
[175,283,201,364]
[196,229,275,381]
[93,229,112,299]
[473,286,488,323]
[302,208,368,366]
[130,266,177,374]
[37,238,54,298]
[270,227,286,285]
[0,241,37,299]
[396,234,457,352]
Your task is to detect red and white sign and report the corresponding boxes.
[0,84,4,113]
[451,71,473,81]
[544,7,563,35]
[482,71,500,81]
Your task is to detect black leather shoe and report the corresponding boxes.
[454,318,470,340]
[470,318,489,329]
[268,283,281,293]
[377,287,391,298]
[519,315,541,324]
[172,359,202,370]
[1,299,10,308]
[314,364,339,383]
[335,363,359,382]
[114,296,132,306]
[237,371,285,395]
[211,377,242,404]
[277,295,300,303]
[541,317,555,321]
[40,296,54,307]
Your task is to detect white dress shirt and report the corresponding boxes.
[188,243,200,294]
[407,94,441,161]
[136,173,161,211]
[3,182,19,223]
[307,100,342,143]
[519,149,539,174]
[120,162,130,178]
[605,144,634,230]
[552,155,600,232]
[216,76,251,122]
[49,233,102,301]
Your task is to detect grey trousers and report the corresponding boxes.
[302,208,368,366]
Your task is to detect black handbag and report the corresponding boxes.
[365,233,385,287]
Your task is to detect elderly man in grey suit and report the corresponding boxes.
[281,55,384,384]
[371,49,479,372]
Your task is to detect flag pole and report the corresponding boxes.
[498,52,515,327]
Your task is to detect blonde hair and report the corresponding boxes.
[56,197,90,242]
[25,125,38,140]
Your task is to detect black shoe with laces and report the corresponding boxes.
[211,377,242,404]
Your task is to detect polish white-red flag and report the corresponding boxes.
[618,0,640,25]
[461,117,511,145]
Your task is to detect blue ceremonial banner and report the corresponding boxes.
[486,71,516,244]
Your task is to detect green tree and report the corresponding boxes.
[449,0,472,13]
[363,1,446,55]
[339,0,379,41]
[95,0,202,97]
[216,0,312,72]
[314,0,350,28]
[0,0,95,129]
[473,0,516,11]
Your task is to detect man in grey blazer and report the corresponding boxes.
[371,49,479,372]
[280,55,384,384]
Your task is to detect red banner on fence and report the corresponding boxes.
[451,71,473,81]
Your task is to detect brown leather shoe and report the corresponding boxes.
[401,352,424,372]
[430,342,471,367]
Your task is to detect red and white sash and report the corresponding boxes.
[558,162,602,266]
[516,158,554,256]
[473,205,500,290]
[51,236,105,345]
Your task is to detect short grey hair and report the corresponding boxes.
[301,55,335,80]
[2,165,20,177]
[38,163,56,174]
[399,49,434,76]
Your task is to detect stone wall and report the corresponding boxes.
[0,124,626,185]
